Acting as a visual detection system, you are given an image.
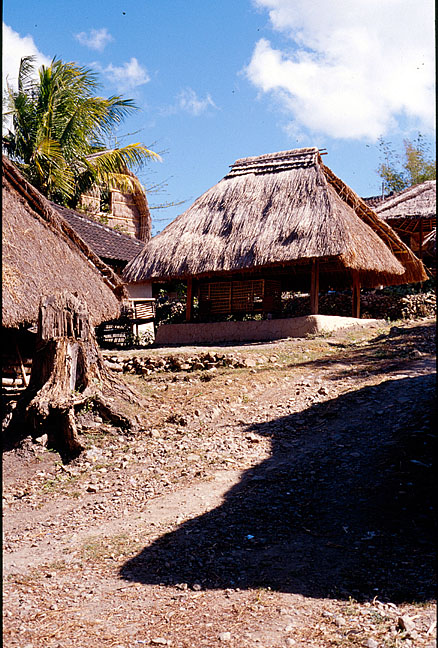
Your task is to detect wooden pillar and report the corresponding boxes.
[419,221,424,260]
[310,259,319,314]
[352,270,361,318]
[186,278,193,322]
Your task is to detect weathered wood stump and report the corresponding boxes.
[23,293,141,461]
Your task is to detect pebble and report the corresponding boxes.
[365,638,379,648]
[334,616,346,627]
[218,632,231,641]
[285,639,296,646]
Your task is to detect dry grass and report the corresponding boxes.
[124,147,426,288]
[2,155,126,329]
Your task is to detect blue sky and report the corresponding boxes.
[3,0,435,235]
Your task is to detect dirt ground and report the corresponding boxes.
[2,317,436,648]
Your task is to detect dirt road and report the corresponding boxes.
[3,318,436,647]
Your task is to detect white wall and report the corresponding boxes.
[126,281,153,299]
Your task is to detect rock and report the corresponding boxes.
[86,484,99,493]
[244,358,257,367]
[151,639,168,645]
[218,632,231,642]
[35,434,48,446]
[334,616,346,627]
[192,583,202,591]
[398,615,416,633]
[105,361,123,372]
[318,386,329,395]
[365,638,379,648]
[285,640,296,647]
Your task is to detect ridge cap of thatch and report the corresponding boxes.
[2,155,127,299]
[226,147,321,177]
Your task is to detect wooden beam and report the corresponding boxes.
[352,271,361,318]
[310,259,319,314]
[419,220,424,260]
[186,278,193,322]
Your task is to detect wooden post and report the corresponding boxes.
[352,270,361,318]
[16,343,29,388]
[310,259,319,314]
[419,221,424,260]
[186,278,193,322]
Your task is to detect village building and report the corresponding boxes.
[123,148,426,343]
[2,155,127,391]
[51,203,155,342]
[372,180,436,271]
[78,167,152,242]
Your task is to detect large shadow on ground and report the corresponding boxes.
[120,372,436,603]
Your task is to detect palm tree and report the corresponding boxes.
[3,56,159,206]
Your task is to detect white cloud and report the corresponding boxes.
[74,28,113,52]
[246,0,435,141]
[2,23,51,133]
[2,23,50,93]
[102,57,150,92]
[177,88,217,116]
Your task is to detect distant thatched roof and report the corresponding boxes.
[375,181,436,221]
[423,227,436,253]
[51,203,145,263]
[124,148,426,288]
[2,156,127,329]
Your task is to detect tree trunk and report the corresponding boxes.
[22,293,141,462]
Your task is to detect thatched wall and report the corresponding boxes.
[125,148,426,289]
[2,156,127,329]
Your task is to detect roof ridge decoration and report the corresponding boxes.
[226,147,320,177]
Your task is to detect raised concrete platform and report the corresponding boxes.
[155,315,386,346]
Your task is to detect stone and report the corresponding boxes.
[365,638,379,648]
[398,616,416,633]
[218,632,231,642]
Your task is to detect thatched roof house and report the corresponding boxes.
[124,148,426,319]
[2,155,127,330]
[374,180,436,260]
[51,203,145,275]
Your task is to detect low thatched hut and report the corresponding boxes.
[374,180,436,262]
[2,155,126,331]
[124,148,426,320]
[2,155,127,388]
[2,156,143,457]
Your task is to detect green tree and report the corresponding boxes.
[377,134,436,194]
[3,56,159,206]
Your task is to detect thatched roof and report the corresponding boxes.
[124,148,426,289]
[51,203,145,263]
[423,227,436,253]
[375,181,436,221]
[2,156,127,329]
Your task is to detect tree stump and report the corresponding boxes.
[23,292,141,461]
